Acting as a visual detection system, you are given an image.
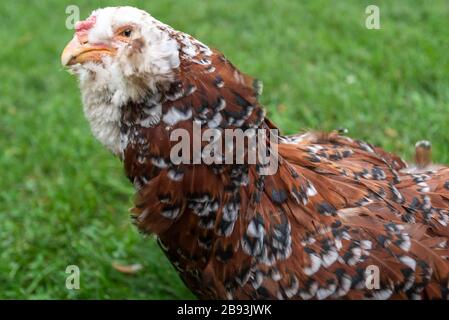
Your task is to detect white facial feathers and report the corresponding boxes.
[68,7,214,156]
[81,6,181,90]
[70,7,183,155]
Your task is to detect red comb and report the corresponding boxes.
[75,15,96,35]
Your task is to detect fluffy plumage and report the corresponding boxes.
[63,6,449,300]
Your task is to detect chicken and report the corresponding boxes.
[61,6,449,300]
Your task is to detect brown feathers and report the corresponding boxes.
[121,45,449,300]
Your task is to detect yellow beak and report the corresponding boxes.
[61,35,115,66]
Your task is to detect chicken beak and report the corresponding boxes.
[61,35,115,66]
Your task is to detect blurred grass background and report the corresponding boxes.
[1,0,448,299]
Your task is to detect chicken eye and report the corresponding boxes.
[121,29,132,37]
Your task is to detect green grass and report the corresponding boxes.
[1,0,448,299]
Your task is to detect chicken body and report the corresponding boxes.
[124,52,449,300]
[62,7,449,299]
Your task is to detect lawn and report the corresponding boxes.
[0,0,448,299]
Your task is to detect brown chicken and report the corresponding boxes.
[61,7,449,299]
